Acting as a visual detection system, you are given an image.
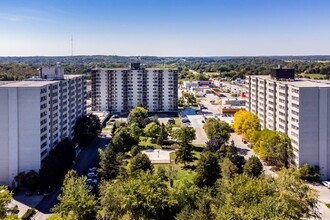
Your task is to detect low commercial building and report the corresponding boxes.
[246,67,330,180]
[219,98,246,114]
[0,63,86,186]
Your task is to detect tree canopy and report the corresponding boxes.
[127,107,149,128]
[74,114,101,145]
[52,170,97,220]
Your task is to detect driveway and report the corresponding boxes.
[30,136,109,219]
[230,133,276,177]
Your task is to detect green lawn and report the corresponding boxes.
[138,136,160,148]
[326,203,330,209]
[153,149,203,184]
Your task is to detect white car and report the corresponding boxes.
[86,178,98,185]
[87,172,98,179]
[89,167,98,172]
[322,181,330,188]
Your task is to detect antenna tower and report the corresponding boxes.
[71,35,73,56]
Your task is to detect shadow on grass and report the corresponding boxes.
[183,164,197,171]
[192,146,204,152]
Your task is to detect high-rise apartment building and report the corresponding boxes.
[0,63,86,185]
[246,67,330,180]
[91,63,178,113]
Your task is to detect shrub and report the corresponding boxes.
[299,164,320,182]
[21,208,36,220]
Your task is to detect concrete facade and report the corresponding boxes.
[0,65,86,186]
[91,63,178,113]
[246,75,330,180]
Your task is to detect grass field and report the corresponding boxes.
[138,136,160,148]
[152,146,204,184]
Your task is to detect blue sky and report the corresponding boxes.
[0,0,329,56]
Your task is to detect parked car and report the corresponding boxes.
[87,172,98,179]
[111,115,119,119]
[201,120,205,123]
[181,118,190,123]
[242,138,248,144]
[322,181,330,188]
[89,167,98,172]
[168,118,175,124]
[86,178,98,185]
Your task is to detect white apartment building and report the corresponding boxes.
[246,70,330,180]
[91,63,178,113]
[0,63,86,186]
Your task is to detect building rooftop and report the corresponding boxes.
[0,80,58,88]
[249,75,330,88]
[0,75,83,88]
[94,67,178,71]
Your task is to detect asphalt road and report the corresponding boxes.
[35,136,109,214]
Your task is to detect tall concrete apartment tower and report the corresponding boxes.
[0,63,86,185]
[246,67,330,180]
[91,63,178,113]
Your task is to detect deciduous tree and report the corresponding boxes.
[127,107,148,128]
[74,114,101,145]
[52,170,97,220]
[143,122,161,138]
[0,186,13,219]
[129,153,153,174]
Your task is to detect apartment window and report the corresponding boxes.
[40,126,47,133]
[279,111,285,117]
[291,131,299,138]
[40,88,47,94]
[40,96,47,102]
[279,98,285,104]
[292,88,299,94]
[291,110,299,116]
[291,117,299,123]
[292,103,299,109]
[291,139,298,145]
[40,141,47,149]
[41,134,47,141]
[40,103,47,110]
[291,124,299,130]
[292,96,299,101]
[41,118,47,126]
[41,149,48,157]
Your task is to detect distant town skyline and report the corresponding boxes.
[0,0,330,56]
